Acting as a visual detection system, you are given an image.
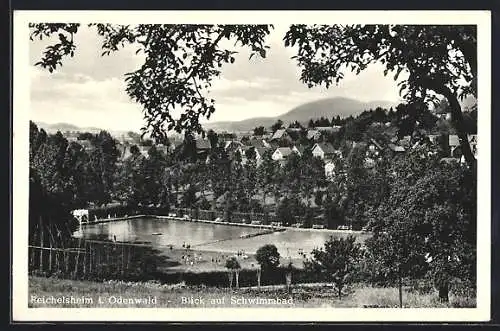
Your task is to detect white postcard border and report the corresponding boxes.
[12,10,491,322]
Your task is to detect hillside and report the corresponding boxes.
[204,97,397,132]
[36,122,81,132]
[34,121,128,137]
[280,97,396,123]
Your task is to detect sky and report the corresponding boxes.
[29,24,405,132]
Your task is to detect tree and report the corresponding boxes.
[206,129,219,150]
[29,122,82,245]
[142,145,169,206]
[288,120,303,129]
[225,257,241,289]
[129,144,140,155]
[366,147,476,305]
[304,235,362,299]
[255,244,280,271]
[298,148,326,206]
[271,119,284,133]
[323,198,344,230]
[140,138,153,146]
[114,150,145,208]
[330,143,376,230]
[364,224,428,307]
[253,126,266,136]
[181,184,199,209]
[276,196,294,226]
[242,148,258,210]
[181,131,198,163]
[77,132,95,141]
[87,130,119,206]
[284,24,476,167]
[256,149,276,211]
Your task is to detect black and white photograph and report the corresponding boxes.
[12,10,491,322]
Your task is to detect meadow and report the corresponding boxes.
[29,276,475,308]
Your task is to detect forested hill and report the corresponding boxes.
[203,97,397,132]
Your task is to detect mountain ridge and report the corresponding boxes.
[203,97,398,132]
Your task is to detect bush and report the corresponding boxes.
[450,277,476,299]
[255,244,280,270]
[406,278,434,295]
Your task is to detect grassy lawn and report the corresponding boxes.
[28,276,475,308]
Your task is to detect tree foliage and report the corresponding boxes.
[255,244,280,271]
[284,24,476,166]
[365,147,476,304]
[304,235,362,299]
[30,23,273,139]
[225,256,241,270]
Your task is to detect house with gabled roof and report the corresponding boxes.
[195,139,211,150]
[272,147,293,161]
[255,146,269,159]
[311,143,338,160]
[247,138,266,148]
[271,129,291,141]
[237,145,267,166]
[224,140,243,152]
[291,145,305,156]
[195,139,212,160]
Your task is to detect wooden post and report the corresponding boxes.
[82,242,87,276]
[107,244,110,265]
[54,223,64,272]
[73,238,82,278]
[286,271,292,294]
[46,225,53,272]
[48,243,53,272]
[126,245,131,271]
[30,224,37,271]
[96,243,100,273]
[228,271,233,290]
[64,248,69,274]
[235,269,240,289]
[39,217,44,271]
[89,243,93,274]
[47,225,57,271]
[121,243,125,276]
[257,267,261,290]
[398,274,403,308]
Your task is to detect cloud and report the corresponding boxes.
[31,67,132,105]
[211,77,281,91]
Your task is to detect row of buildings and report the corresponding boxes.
[63,124,478,179]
